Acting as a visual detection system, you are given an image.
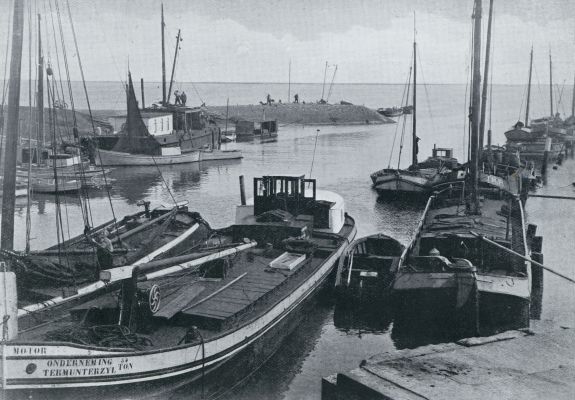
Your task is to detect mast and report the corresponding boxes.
[1,0,25,251]
[412,39,418,167]
[326,64,338,103]
[479,0,494,157]
[167,29,182,105]
[469,0,482,214]
[161,3,166,105]
[549,49,553,117]
[525,46,533,125]
[141,78,145,108]
[572,72,575,117]
[37,13,44,163]
[320,61,328,101]
[287,60,291,103]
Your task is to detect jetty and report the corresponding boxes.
[322,327,575,400]
[206,103,394,126]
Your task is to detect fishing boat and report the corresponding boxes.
[235,119,279,142]
[377,107,403,118]
[3,200,212,298]
[371,41,461,197]
[1,175,356,394]
[504,49,565,162]
[94,6,241,166]
[392,0,535,337]
[334,233,404,304]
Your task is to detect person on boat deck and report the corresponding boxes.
[98,229,114,252]
[174,90,182,105]
[180,91,187,106]
[266,93,272,105]
[294,93,299,103]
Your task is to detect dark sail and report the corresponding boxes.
[112,73,162,156]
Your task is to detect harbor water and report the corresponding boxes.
[4,82,575,399]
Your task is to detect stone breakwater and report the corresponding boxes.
[205,103,394,126]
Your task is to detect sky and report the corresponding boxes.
[0,0,574,84]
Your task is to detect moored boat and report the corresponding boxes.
[377,107,403,118]
[371,38,461,198]
[94,6,241,166]
[393,0,535,338]
[334,233,404,304]
[3,201,212,304]
[0,174,356,394]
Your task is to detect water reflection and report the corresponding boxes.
[333,301,394,336]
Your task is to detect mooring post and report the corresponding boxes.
[239,175,246,205]
[542,136,552,176]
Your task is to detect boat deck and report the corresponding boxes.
[422,198,508,240]
[15,218,355,350]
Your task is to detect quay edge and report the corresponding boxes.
[322,327,575,400]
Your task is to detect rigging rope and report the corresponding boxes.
[65,0,122,237]
[0,0,14,157]
[416,48,437,139]
[396,63,413,169]
[53,0,95,229]
[387,63,412,169]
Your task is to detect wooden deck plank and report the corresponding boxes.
[155,285,205,319]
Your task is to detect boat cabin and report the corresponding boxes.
[431,146,454,160]
[236,175,345,235]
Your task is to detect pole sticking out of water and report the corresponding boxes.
[239,175,246,206]
[309,129,320,182]
[288,60,291,103]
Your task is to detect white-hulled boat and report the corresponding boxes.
[1,175,356,395]
[95,148,200,166]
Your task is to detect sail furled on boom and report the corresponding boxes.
[112,73,162,156]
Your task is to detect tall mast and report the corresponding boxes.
[1,0,25,251]
[549,49,553,117]
[412,39,417,166]
[572,71,575,117]
[167,29,182,105]
[525,46,533,125]
[161,3,166,105]
[469,0,482,214]
[326,64,338,103]
[479,0,494,157]
[287,60,291,102]
[37,13,44,162]
[321,61,328,101]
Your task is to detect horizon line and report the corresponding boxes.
[9,79,531,86]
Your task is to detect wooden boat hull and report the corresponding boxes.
[506,140,562,161]
[31,178,81,194]
[334,233,404,304]
[504,127,540,141]
[2,220,356,391]
[95,149,200,166]
[371,169,442,195]
[199,149,242,162]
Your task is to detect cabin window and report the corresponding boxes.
[161,118,164,131]
[154,119,157,133]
